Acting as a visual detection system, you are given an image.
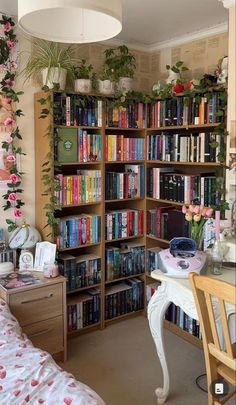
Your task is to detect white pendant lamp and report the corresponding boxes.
[18,0,122,43]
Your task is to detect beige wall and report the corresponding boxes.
[0,30,229,234]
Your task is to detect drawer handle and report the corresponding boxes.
[28,328,53,338]
[21,293,54,304]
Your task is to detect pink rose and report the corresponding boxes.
[9,174,20,184]
[3,23,12,32]
[13,209,23,218]
[5,79,15,87]
[6,155,16,163]
[8,193,17,202]
[205,208,213,218]
[6,40,16,49]
[193,205,200,214]
[11,61,18,69]
[182,205,187,214]
[3,117,14,126]
[5,137,13,144]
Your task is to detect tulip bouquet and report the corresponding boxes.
[182,204,214,250]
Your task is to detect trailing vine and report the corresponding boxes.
[0,14,25,232]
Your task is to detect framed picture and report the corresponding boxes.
[34,241,57,271]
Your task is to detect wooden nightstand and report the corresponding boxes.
[0,273,67,362]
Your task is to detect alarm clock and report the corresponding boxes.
[19,250,34,271]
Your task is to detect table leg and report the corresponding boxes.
[148,282,171,404]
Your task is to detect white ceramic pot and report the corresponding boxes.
[118,77,133,94]
[74,78,92,94]
[98,79,115,95]
[41,67,67,90]
[166,71,180,84]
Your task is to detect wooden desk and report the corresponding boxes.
[148,268,236,404]
[0,273,67,362]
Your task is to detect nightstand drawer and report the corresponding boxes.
[23,316,64,353]
[9,283,62,326]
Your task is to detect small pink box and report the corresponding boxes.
[43,263,59,278]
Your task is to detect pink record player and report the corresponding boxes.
[158,237,207,279]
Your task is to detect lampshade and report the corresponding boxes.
[18,0,122,43]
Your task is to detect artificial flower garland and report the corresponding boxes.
[0,14,25,232]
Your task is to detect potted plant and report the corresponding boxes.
[73,59,96,93]
[98,64,116,95]
[24,39,77,90]
[166,61,189,93]
[104,45,136,94]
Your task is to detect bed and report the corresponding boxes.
[0,298,105,405]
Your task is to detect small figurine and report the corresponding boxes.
[216,56,228,84]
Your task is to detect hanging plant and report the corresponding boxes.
[0,14,25,232]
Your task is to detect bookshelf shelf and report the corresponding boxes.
[61,201,101,208]
[68,322,101,337]
[146,235,169,244]
[57,161,102,166]
[105,234,144,243]
[105,274,145,285]
[67,283,101,295]
[146,123,220,131]
[105,197,144,203]
[54,124,102,130]
[104,309,144,325]
[164,320,202,349]
[146,197,183,206]
[146,160,222,167]
[58,242,101,252]
[106,127,144,131]
[105,160,145,164]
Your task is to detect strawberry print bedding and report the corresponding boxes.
[0,299,105,405]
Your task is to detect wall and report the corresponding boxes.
[0,29,229,236]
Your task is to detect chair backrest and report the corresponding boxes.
[189,273,236,372]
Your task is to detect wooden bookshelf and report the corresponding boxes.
[35,89,225,347]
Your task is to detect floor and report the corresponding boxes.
[63,315,211,405]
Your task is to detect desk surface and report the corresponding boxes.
[150,267,236,290]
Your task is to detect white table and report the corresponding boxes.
[147,268,236,404]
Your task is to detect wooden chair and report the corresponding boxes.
[189,273,236,405]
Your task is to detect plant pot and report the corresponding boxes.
[166,71,180,84]
[41,67,67,90]
[118,77,133,94]
[98,80,115,95]
[74,79,92,94]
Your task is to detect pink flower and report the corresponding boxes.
[193,214,201,222]
[5,97,12,104]
[182,205,187,214]
[13,209,23,218]
[6,40,16,49]
[6,155,16,163]
[3,117,14,126]
[188,205,195,213]
[8,193,17,202]
[5,137,13,144]
[11,61,18,69]
[205,208,213,218]
[193,205,200,214]
[3,23,12,32]
[201,207,207,217]
[185,212,193,221]
[9,174,20,184]
[5,79,15,87]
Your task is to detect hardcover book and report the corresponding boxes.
[57,127,78,163]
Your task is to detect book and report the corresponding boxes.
[57,127,78,163]
[0,271,41,290]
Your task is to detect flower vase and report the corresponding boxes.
[190,220,206,250]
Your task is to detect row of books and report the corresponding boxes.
[59,253,101,292]
[146,94,224,128]
[67,288,100,332]
[54,93,103,127]
[106,103,147,128]
[55,171,102,206]
[165,304,201,339]
[106,243,145,281]
[105,135,145,161]
[147,208,190,242]
[105,209,144,241]
[57,215,101,249]
[56,128,102,164]
[147,132,222,163]
[147,168,217,205]
[105,165,145,200]
[105,279,144,320]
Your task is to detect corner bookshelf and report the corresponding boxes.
[35,88,226,347]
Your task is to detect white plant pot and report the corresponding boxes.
[41,67,67,90]
[166,71,180,84]
[98,80,115,95]
[74,79,92,94]
[118,77,133,94]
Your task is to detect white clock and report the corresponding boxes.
[19,250,34,271]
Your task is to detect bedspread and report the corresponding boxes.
[0,299,105,405]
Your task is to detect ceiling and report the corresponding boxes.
[0,0,228,50]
